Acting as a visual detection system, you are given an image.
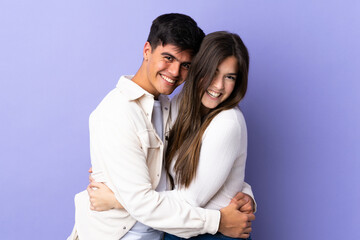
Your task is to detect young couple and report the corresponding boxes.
[68,13,256,240]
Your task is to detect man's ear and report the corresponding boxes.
[143,42,152,61]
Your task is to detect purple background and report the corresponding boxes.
[1,1,359,239]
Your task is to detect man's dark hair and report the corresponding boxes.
[147,13,205,56]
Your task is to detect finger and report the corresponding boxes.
[89,174,94,183]
[239,233,250,239]
[240,202,250,209]
[235,195,249,205]
[87,185,94,194]
[245,221,252,228]
[89,181,103,189]
[226,201,242,210]
[247,213,256,221]
[231,198,249,209]
[239,227,252,239]
[232,192,246,201]
[88,167,93,173]
[243,195,255,211]
[231,195,249,205]
[242,226,252,234]
[240,206,251,214]
[240,203,252,213]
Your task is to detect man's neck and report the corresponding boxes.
[132,65,160,100]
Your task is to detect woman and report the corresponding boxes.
[89,31,253,240]
[164,31,251,240]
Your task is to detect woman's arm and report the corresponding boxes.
[171,95,255,212]
[87,167,123,211]
[87,109,255,212]
[176,109,248,209]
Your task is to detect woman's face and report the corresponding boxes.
[201,56,238,109]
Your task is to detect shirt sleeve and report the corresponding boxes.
[241,182,257,212]
[170,99,256,211]
[89,98,220,238]
[175,111,250,209]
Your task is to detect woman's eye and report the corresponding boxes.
[226,75,236,81]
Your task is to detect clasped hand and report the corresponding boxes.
[87,168,255,238]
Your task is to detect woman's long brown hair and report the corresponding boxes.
[165,31,250,188]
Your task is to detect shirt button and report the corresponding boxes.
[157,174,160,177]
[123,226,126,230]
[164,107,168,110]
[146,113,149,116]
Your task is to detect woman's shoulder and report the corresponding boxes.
[212,106,246,126]
[203,106,247,144]
[203,107,246,138]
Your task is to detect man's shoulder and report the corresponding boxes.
[98,88,131,110]
[91,88,141,122]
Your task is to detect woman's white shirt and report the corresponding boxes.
[169,95,249,210]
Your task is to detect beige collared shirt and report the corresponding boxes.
[73,75,220,240]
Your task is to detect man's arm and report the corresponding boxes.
[87,177,255,213]
[89,98,253,238]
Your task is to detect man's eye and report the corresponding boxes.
[165,56,173,61]
[182,63,190,69]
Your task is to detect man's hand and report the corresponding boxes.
[218,193,255,238]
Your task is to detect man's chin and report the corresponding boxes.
[159,87,177,96]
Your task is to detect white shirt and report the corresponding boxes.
[152,100,168,192]
[122,100,166,240]
[72,76,220,240]
[169,94,254,210]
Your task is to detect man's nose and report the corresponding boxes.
[168,62,180,77]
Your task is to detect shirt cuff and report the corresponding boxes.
[241,187,257,213]
[202,209,221,235]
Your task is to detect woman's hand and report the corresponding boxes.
[87,167,124,211]
[239,194,255,214]
[230,192,254,213]
[219,195,255,239]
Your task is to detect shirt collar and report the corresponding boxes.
[116,75,170,103]
[116,75,153,101]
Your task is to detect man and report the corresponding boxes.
[68,13,255,240]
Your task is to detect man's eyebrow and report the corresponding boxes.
[161,52,177,61]
[161,52,191,64]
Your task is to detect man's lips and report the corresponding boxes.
[160,74,176,84]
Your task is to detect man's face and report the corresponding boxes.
[142,42,192,97]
